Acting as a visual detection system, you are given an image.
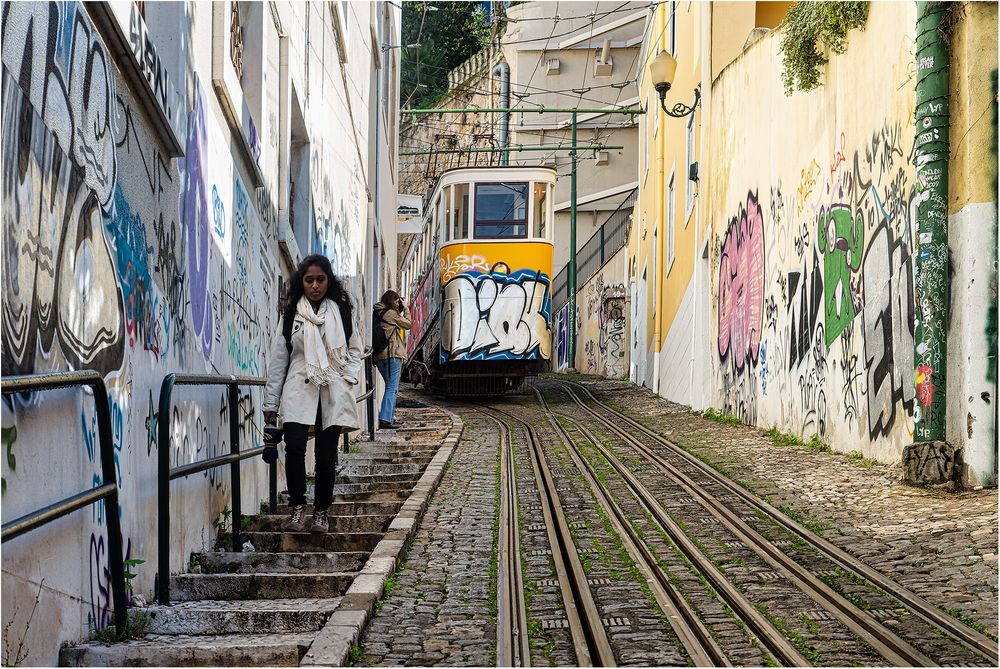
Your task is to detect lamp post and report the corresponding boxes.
[649,50,700,118]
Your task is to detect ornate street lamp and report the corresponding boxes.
[649,50,701,118]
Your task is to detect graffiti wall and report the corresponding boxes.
[574,248,628,378]
[707,2,927,463]
[0,2,380,662]
[438,242,553,363]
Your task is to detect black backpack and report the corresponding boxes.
[372,307,390,356]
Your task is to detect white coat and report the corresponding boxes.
[263,302,363,431]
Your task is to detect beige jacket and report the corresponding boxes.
[263,303,363,431]
[373,302,412,360]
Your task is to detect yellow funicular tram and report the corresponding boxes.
[401,166,556,395]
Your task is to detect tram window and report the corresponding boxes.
[437,195,447,242]
[532,182,548,239]
[454,183,470,239]
[475,182,527,238]
[441,188,452,241]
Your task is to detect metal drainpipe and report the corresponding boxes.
[493,59,510,165]
[911,1,950,446]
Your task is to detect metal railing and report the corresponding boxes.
[343,348,376,453]
[156,373,269,605]
[1,371,128,634]
[552,188,636,312]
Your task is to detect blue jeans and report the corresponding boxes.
[375,357,402,423]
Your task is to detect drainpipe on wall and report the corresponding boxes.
[905,1,953,484]
[493,59,510,165]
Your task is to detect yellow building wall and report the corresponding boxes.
[707,2,922,464]
[630,1,702,391]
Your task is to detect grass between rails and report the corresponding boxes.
[564,418,692,664]
[939,606,996,640]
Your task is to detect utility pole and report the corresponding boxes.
[904,1,952,484]
[568,111,578,372]
[401,106,643,371]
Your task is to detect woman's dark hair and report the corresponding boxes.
[283,254,353,343]
[380,290,400,310]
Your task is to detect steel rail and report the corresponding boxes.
[531,390,730,667]
[562,380,1000,665]
[557,382,939,666]
[480,404,615,667]
[475,410,531,667]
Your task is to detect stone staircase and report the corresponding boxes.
[60,406,462,667]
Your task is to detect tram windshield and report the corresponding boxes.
[475,182,528,238]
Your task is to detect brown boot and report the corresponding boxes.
[284,504,307,532]
[310,508,329,533]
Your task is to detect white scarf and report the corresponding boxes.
[296,296,357,385]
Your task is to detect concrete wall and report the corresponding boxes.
[944,2,998,486]
[705,1,997,481]
[554,246,628,377]
[0,1,398,663]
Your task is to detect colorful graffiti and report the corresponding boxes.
[179,81,213,362]
[718,191,766,372]
[441,269,552,361]
[1,69,125,376]
[714,115,921,448]
[817,205,864,345]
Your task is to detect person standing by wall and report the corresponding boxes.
[264,254,363,533]
[373,290,412,429]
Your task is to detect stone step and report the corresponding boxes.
[146,598,338,635]
[192,551,368,574]
[244,514,390,533]
[60,632,312,666]
[339,454,433,466]
[241,530,383,553]
[338,462,425,476]
[338,472,422,485]
[274,492,409,514]
[277,480,419,499]
[170,572,356,601]
[273,500,403,516]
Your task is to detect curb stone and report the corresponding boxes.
[301,409,465,666]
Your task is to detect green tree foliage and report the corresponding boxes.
[780,1,869,95]
[400,1,492,109]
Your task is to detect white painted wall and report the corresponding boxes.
[0,1,397,663]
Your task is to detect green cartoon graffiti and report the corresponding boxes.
[818,205,864,346]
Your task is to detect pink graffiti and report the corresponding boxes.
[916,364,935,409]
[718,191,765,372]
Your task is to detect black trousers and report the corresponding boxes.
[284,403,339,510]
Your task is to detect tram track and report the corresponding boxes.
[533,388,782,667]
[476,410,531,667]
[477,404,616,666]
[549,379,999,667]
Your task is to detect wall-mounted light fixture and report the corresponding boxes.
[649,51,700,118]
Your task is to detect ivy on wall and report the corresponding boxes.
[780,1,870,95]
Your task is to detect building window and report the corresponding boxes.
[230,2,244,80]
[643,95,650,183]
[475,183,528,239]
[667,170,675,272]
[685,113,695,222]
[532,182,548,239]
[652,225,658,306]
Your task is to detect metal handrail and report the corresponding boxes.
[552,188,637,312]
[1,371,127,635]
[157,373,269,605]
[344,347,376,453]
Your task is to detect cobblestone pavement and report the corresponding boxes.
[560,376,999,639]
[360,405,499,667]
